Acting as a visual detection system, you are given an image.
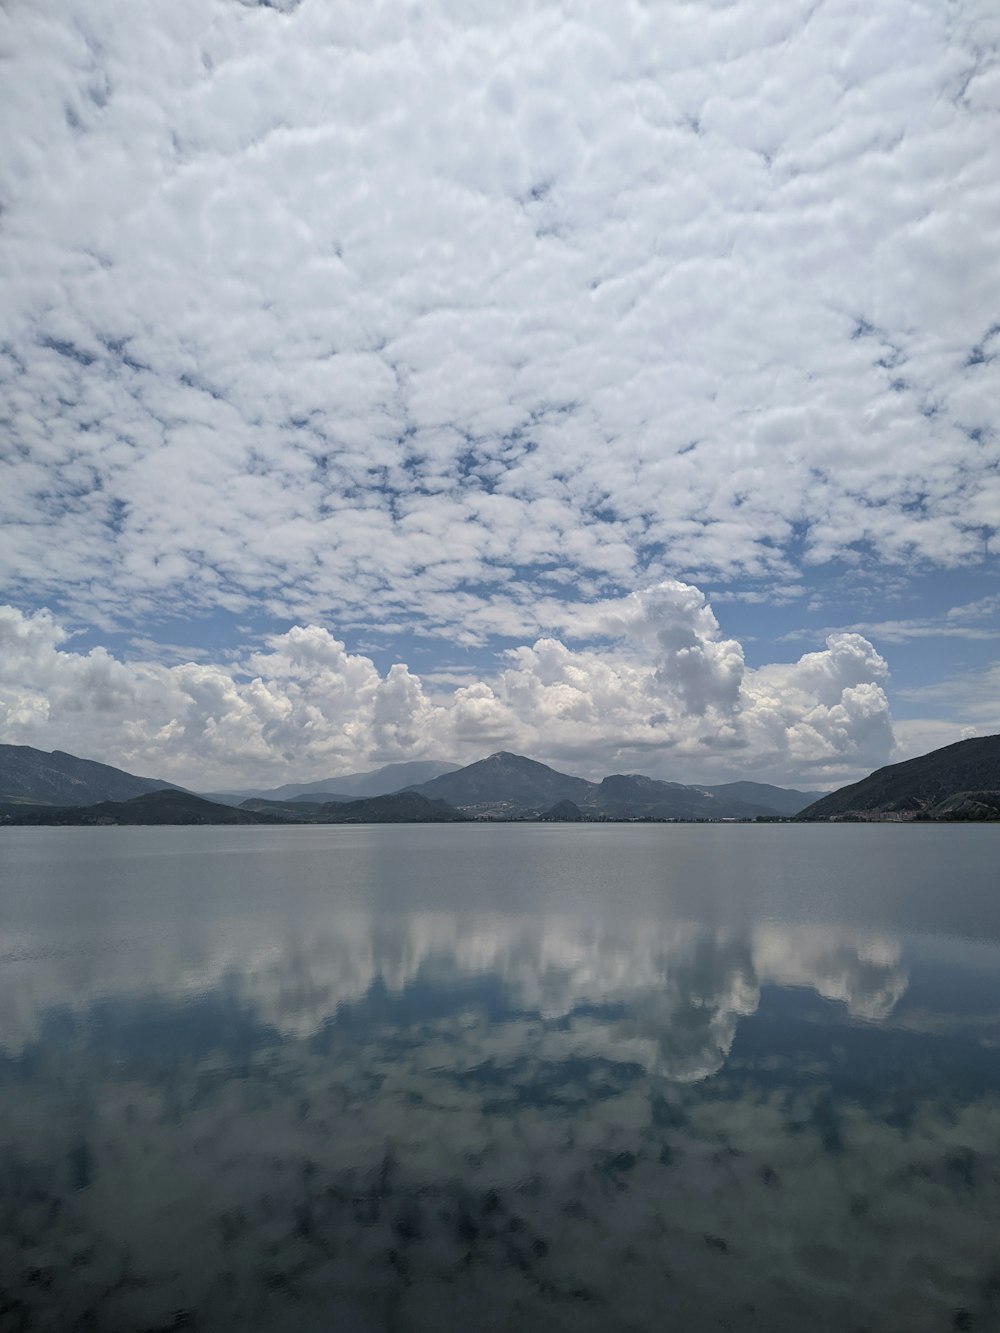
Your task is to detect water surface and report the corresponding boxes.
[1,825,998,1331]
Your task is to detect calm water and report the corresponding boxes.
[0,824,998,1332]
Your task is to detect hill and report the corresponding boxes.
[925,790,1000,821]
[588,774,790,820]
[590,773,711,819]
[316,792,465,822]
[0,743,182,807]
[0,790,282,826]
[698,781,822,817]
[318,792,465,822]
[239,798,332,821]
[409,752,593,817]
[539,799,584,821]
[241,791,465,822]
[797,735,1000,821]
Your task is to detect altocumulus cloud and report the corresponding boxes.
[0,0,998,644]
[0,0,996,780]
[0,584,892,787]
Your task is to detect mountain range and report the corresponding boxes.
[0,790,282,826]
[0,744,821,819]
[2,737,996,825]
[0,789,465,827]
[403,752,822,819]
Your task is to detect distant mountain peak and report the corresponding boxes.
[409,751,593,815]
[484,751,548,766]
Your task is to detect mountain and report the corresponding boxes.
[409,752,594,817]
[0,790,282,826]
[0,785,461,826]
[0,742,830,824]
[232,791,355,809]
[277,790,350,805]
[540,799,584,821]
[238,798,330,821]
[202,759,459,805]
[588,774,807,820]
[697,781,823,817]
[0,744,182,807]
[408,752,815,819]
[591,773,712,819]
[318,792,466,822]
[238,792,466,823]
[797,735,1000,821]
[276,759,459,800]
[924,790,1000,821]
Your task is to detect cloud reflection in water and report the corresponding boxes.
[0,915,908,1082]
[2,912,1000,1332]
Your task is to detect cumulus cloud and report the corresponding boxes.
[0,580,892,785]
[0,0,997,646]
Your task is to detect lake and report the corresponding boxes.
[0,824,998,1331]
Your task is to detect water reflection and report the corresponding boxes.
[0,909,998,1329]
[0,916,909,1082]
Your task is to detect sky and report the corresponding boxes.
[1,0,998,791]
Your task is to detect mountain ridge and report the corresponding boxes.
[238,792,466,823]
[408,752,821,819]
[0,743,830,823]
[408,752,594,815]
[797,734,1000,820]
[202,759,459,805]
[0,790,282,826]
[0,743,183,807]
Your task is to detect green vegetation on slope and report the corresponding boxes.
[240,791,466,823]
[798,735,1000,820]
[0,790,283,826]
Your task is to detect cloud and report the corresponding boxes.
[897,661,1000,718]
[0,581,893,785]
[890,659,1000,761]
[780,616,1000,645]
[0,0,997,647]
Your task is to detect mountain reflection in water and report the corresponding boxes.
[0,829,998,1331]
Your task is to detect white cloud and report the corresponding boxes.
[781,615,1000,645]
[0,0,997,645]
[0,581,893,786]
[890,660,1000,761]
